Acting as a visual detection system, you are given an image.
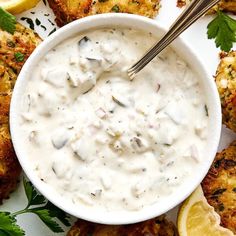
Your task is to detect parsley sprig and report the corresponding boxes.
[0,178,71,235]
[207,11,236,52]
[0,7,16,34]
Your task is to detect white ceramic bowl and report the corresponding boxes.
[10,14,221,225]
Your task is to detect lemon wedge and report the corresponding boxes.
[0,0,40,14]
[177,186,234,236]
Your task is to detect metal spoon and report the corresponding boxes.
[127,0,221,80]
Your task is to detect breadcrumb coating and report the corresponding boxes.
[177,0,236,14]
[48,0,161,27]
[215,51,236,132]
[67,215,178,236]
[201,141,236,234]
[0,23,41,203]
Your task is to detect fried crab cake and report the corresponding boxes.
[176,0,187,8]
[0,94,10,125]
[67,215,178,236]
[0,23,41,202]
[0,23,41,90]
[0,124,22,203]
[177,0,236,14]
[215,51,236,132]
[201,141,236,234]
[47,0,161,27]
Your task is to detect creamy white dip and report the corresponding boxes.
[19,28,209,211]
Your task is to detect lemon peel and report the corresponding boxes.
[0,0,40,14]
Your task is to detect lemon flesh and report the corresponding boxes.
[177,186,234,236]
[0,0,40,14]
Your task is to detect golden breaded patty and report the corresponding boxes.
[48,0,161,26]
[0,65,17,94]
[177,0,236,14]
[0,124,21,203]
[0,23,41,94]
[209,0,236,14]
[176,0,188,8]
[67,215,178,236]
[0,94,10,125]
[215,51,236,132]
[201,141,236,234]
[0,23,41,203]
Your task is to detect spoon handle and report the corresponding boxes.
[128,0,221,79]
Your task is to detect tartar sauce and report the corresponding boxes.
[19,28,209,211]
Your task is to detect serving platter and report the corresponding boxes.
[0,0,236,235]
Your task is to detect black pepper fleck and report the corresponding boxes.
[48,28,57,36]
[21,17,34,30]
[40,25,47,31]
[35,18,41,26]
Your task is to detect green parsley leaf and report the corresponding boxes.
[0,7,16,34]
[111,5,120,12]
[207,11,236,52]
[14,52,25,62]
[23,178,70,232]
[29,209,64,233]
[0,212,25,236]
[42,202,71,226]
[0,179,70,235]
[0,229,9,236]
[23,178,46,207]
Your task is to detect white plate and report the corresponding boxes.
[1,0,236,235]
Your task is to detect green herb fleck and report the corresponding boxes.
[164,143,171,146]
[218,203,225,211]
[112,96,126,107]
[232,187,236,193]
[212,188,226,196]
[14,52,25,62]
[204,104,209,117]
[111,4,120,12]
[0,7,16,34]
[132,0,140,4]
[207,11,236,52]
[98,0,108,2]
[214,159,221,168]
[7,40,15,48]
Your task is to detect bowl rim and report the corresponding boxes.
[10,13,222,225]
